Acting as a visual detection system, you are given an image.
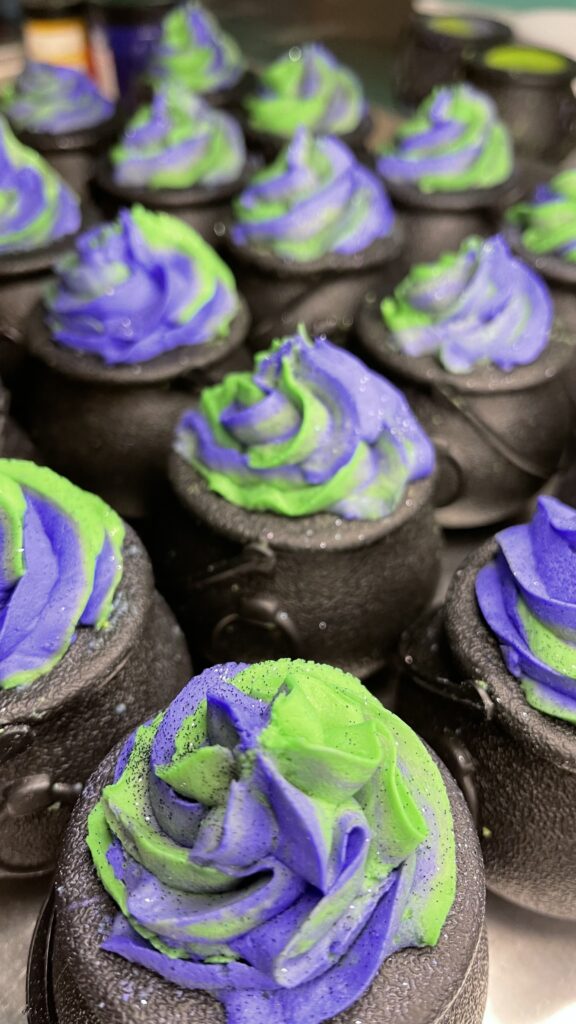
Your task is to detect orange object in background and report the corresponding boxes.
[21,2,92,73]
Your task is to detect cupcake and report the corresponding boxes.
[0,115,81,385]
[243,43,371,157]
[376,83,522,263]
[150,329,440,675]
[356,234,573,528]
[147,1,247,108]
[0,459,190,876]
[226,128,402,348]
[505,171,576,291]
[1,61,118,196]
[28,659,488,1024]
[94,86,252,245]
[398,496,576,918]
[465,43,576,166]
[20,205,250,519]
[394,11,512,108]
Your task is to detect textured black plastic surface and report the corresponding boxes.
[355,300,574,527]
[397,540,576,918]
[19,303,251,518]
[27,744,487,1024]
[14,116,122,196]
[146,451,442,677]
[244,112,373,160]
[225,226,404,348]
[0,525,191,876]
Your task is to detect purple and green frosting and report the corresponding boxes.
[110,86,246,191]
[87,658,457,1024]
[0,115,80,254]
[2,61,114,135]
[477,496,576,725]
[244,43,367,139]
[44,205,240,365]
[176,330,435,520]
[506,171,576,263]
[0,460,124,691]
[381,234,552,373]
[149,2,245,95]
[378,84,513,193]
[231,129,396,263]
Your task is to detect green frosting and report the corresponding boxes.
[482,44,569,74]
[149,2,245,94]
[427,16,481,38]
[87,660,457,957]
[506,170,576,262]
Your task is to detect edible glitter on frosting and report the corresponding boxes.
[148,1,245,95]
[0,460,124,691]
[44,205,240,365]
[231,128,396,263]
[0,114,80,255]
[2,62,114,135]
[506,171,576,264]
[110,86,246,190]
[477,496,576,725]
[244,43,367,139]
[87,658,457,1024]
[175,329,435,520]
[377,84,513,193]
[381,234,552,373]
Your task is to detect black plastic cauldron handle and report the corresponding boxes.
[211,594,302,657]
[190,542,276,590]
[0,774,83,817]
[433,731,481,829]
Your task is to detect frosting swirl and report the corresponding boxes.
[0,460,124,691]
[0,115,80,254]
[176,330,435,520]
[2,61,114,135]
[377,84,513,193]
[110,86,246,190]
[244,43,367,139]
[44,205,240,365]
[149,1,245,95]
[506,171,576,263]
[381,234,552,373]
[87,659,456,1024]
[477,497,576,725]
[231,129,396,263]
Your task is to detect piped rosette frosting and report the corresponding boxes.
[175,330,435,520]
[148,1,245,95]
[230,129,396,264]
[2,61,114,135]
[87,659,457,1024]
[381,234,552,373]
[44,205,240,365]
[477,496,576,725]
[109,86,246,190]
[0,115,80,254]
[245,43,366,139]
[377,84,513,193]
[0,460,124,690]
[506,171,576,263]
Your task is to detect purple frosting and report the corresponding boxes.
[43,205,240,365]
[3,62,114,135]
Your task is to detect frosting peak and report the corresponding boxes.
[381,234,553,373]
[244,43,367,139]
[506,171,576,263]
[231,129,396,263]
[44,205,240,365]
[0,115,80,254]
[477,496,576,724]
[378,84,513,193]
[87,659,456,1024]
[2,62,114,135]
[149,1,245,94]
[110,86,246,190]
[0,460,124,690]
[176,330,435,519]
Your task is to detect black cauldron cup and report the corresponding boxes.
[396,540,576,919]
[25,740,488,1024]
[13,114,123,199]
[355,297,573,528]
[0,524,191,878]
